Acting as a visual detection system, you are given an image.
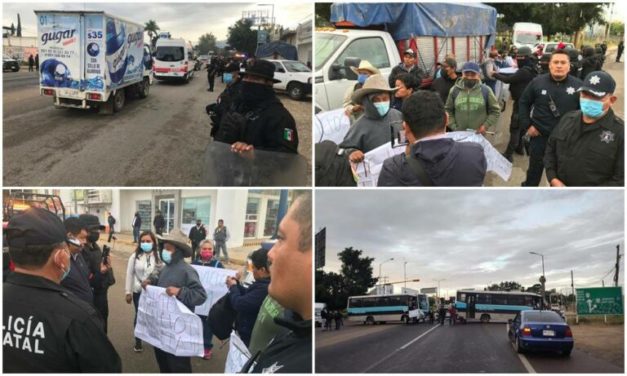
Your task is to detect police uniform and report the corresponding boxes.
[545,71,624,186]
[3,208,121,372]
[518,72,583,186]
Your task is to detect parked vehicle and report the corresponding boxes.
[315,3,497,111]
[512,22,543,49]
[542,42,575,54]
[35,10,152,113]
[267,59,312,100]
[153,37,195,83]
[508,310,573,356]
[198,54,210,65]
[315,302,327,327]
[3,57,20,72]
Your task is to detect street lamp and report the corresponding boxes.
[378,257,394,286]
[530,251,546,309]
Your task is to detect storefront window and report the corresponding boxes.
[264,199,279,237]
[181,197,211,235]
[244,197,260,238]
[136,200,151,231]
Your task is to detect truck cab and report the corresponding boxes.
[314,29,400,112]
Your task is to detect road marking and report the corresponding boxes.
[517,353,536,374]
[362,324,441,373]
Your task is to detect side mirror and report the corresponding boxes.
[344,57,361,81]
[277,67,286,73]
[328,63,345,81]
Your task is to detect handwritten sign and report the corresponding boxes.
[225,330,252,373]
[134,285,204,357]
[354,131,512,186]
[192,265,237,316]
[314,109,351,144]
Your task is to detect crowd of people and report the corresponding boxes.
[3,192,312,373]
[316,41,623,187]
[204,56,300,154]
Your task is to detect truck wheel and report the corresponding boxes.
[138,77,150,99]
[12,65,20,72]
[480,314,490,323]
[113,89,125,112]
[287,82,304,100]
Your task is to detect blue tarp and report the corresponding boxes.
[255,41,298,61]
[330,3,497,41]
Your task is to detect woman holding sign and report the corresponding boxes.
[125,231,162,353]
[142,229,207,373]
[191,240,224,360]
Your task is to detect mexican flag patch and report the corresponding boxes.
[283,128,294,141]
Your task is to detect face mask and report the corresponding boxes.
[161,250,173,264]
[580,98,605,118]
[464,79,478,89]
[241,81,274,105]
[58,249,71,280]
[196,222,201,226]
[140,242,153,253]
[87,231,100,243]
[357,73,368,85]
[223,73,233,84]
[200,250,213,260]
[373,101,390,117]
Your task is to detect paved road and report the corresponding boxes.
[105,241,242,372]
[315,321,624,373]
[3,69,311,186]
[485,49,624,187]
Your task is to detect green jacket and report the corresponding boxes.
[444,79,500,131]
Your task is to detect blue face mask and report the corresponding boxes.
[140,242,153,253]
[580,97,605,118]
[373,101,390,117]
[357,73,368,85]
[59,249,71,280]
[161,250,173,264]
[223,73,233,84]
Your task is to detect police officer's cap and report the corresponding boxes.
[78,214,106,231]
[577,71,616,97]
[6,208,67,249]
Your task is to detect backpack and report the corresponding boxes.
[450,84,491,114]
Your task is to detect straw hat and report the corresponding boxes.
[349,60,380,76]
[156,228,192,258]
[351,74,398,104]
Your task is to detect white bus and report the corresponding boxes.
[347,293,428,325]
[455,290,542,323]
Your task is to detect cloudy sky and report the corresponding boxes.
[3,1,312,42]
[317,190,624,297]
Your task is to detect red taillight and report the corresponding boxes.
[521,327,532,336]
[87,93,102,101]
[43,89,54,96]
[565,327,572,337]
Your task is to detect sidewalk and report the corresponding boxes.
[99,231,260,268]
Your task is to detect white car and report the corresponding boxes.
[267,59,311,100]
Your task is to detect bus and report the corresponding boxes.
[455,290,542,323]
[347,294,428,325]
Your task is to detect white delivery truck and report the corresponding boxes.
[512,22,543,49]
[35,10,152,113]
[153,37,195,83]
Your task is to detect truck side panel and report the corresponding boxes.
[84,14,106,93]
[104,16,145,90]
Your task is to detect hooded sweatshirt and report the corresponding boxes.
[444,79,501,131]
[148,251,207,311]
[339,94,403,154]
[378,137,487,186]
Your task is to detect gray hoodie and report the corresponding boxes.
[149,253,207,311]
[339,94,403,154]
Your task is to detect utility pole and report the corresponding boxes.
[613,244,620,287]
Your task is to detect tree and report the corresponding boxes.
[17,13,21,37]
[315,3,333,27]
[197,33,217,55]
[526,283,543,294]
[485,281,523,291]
[227,18,258,55]
[144,20,160,49]
[314,247,378,310]
[609,21,624,37]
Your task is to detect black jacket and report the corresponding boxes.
[544,109,624,186]
[82,242,114,294]
[236,96,299,153]
[579,55,603,80]
[229,278,270,347]
[107,215,115,231]
[3,273,121,372]
[60,252,94,306]
[377,138,487,186]
[493,64,537,101]
[518,73,583,136]
[431,74,458,104]
[242,314,312,373]
[315,140,356,186]
[153,214,165,230]
[188,225,207,244]
[389,63,425,89]
[132,215,142,229]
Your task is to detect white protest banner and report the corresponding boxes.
[134,285,204,357]
[191,265,237,316]
[354,131,512,186]
[225,330,252,373]
[314,108,351,144]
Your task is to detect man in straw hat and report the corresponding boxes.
[142,228,207,373]
[339,74,403,163]
[343,60,380,124]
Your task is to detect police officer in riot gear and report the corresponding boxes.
[3,208,121,372]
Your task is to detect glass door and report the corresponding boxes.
[159,198,175,234]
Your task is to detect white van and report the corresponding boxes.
[315,302,327,327]
[153,38,195,82]
[512,22,543,49]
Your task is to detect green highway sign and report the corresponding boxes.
[576,287,623,315]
